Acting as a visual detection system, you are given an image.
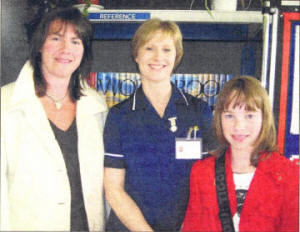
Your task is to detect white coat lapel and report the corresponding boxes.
[76,86,107,230]
[8,61,66,169]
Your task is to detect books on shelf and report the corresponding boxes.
[88,72,233,108]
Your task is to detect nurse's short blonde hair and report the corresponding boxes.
[131,18,183,68]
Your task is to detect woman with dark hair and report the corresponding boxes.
[1,7,107,231]
[29,6,94,100]
[182,76,299,232]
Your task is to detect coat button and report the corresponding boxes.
[276,172,282,181]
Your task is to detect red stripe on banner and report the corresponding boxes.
[277,12,300,154]
[88,72,97,89]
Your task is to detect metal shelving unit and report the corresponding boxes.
[88,9,263,23]
[87,9,277,106]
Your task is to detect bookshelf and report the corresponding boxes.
[88,10,263,40]
[88,10,263,23]
[88,9,275,109]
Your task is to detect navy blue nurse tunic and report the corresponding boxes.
[104,84,217,231]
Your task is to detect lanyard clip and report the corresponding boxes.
[187,125,199,139]
[193,126,199,139]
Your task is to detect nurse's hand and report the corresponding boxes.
[104,167,153,232]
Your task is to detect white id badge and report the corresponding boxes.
[175,138,202,159]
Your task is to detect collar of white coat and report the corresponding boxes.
[8,61,107,116]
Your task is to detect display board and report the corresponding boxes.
[277,12,300,161]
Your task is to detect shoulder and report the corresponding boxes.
[192,155,216,174]
[78,83,108,115]
[259,151,299,183]
[82,86,107,105]
[182,91,209,107]
[1,81,15,93]
[108,95,134,115]
[1,82,16,113]
[103,96,135,130]
[80,80,107,104]
[180,91,213,118]
[262,151,298,170]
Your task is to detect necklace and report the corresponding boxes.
[45,92,68,110]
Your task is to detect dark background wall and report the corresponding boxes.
[91,40,262,76]
[1,0,262,86]
[1,1,29,86]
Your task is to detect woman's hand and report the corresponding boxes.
[104,167,153,232]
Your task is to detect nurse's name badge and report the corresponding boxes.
[175,126,202,159]
[175,138,202,159]
[168,116,177,133]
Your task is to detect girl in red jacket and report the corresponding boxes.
[183,76,299,232]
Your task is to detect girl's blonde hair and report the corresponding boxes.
[213,75,278,165]
[131,18,183,68]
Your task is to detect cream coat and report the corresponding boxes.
[1,61,108,231]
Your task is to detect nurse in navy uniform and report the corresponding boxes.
[103,18,217,231]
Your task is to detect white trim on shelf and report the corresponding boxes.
[88,10,263,23]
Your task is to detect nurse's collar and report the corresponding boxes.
[131,88,189,111]
[179,89,189,106]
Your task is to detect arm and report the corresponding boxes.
[182,162,202,231]
[1,88,14,231]
[0,130,10,231]
[104,167,153,232]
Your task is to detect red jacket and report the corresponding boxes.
[182,149,299,232]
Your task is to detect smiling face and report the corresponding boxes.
[135,30,177,84]
[221,100,263,154]
[41,20,84,80]
[213,76,277,165]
